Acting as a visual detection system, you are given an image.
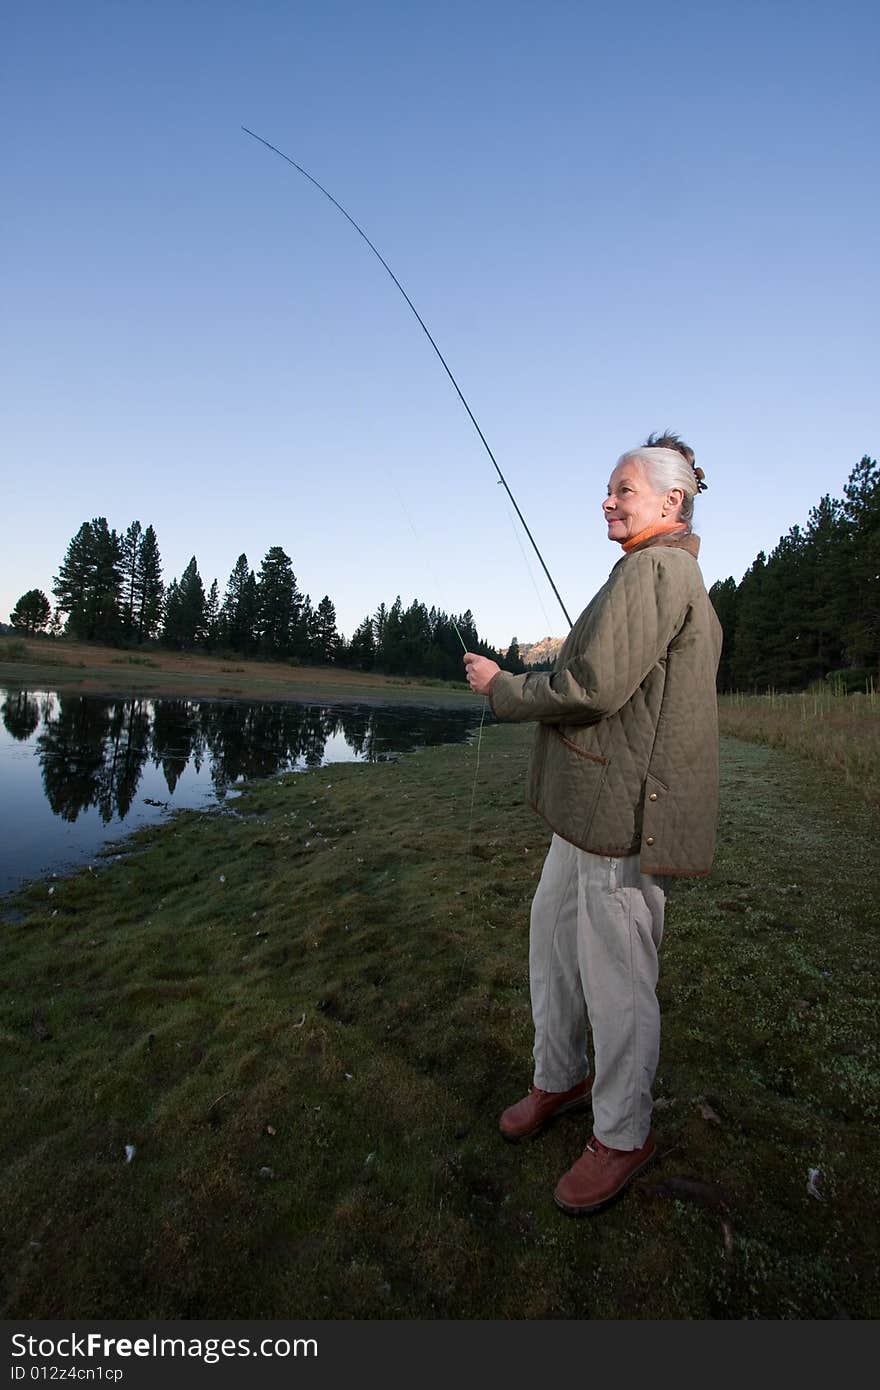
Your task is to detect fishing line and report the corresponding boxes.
[383,471,468,654]
[242,125,573,630]
[428,691,488,1222]
[381,460,490,1219]
[373,437,492,1221]
[243,128,519,1218]
[499,485,556,644]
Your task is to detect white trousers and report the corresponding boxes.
[529,834,667,1150]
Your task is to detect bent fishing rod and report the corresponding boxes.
[241,125,573,631]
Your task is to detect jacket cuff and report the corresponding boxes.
[488,670,530,721]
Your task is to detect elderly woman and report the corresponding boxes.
[464,433,721,1214]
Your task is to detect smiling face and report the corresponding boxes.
[603,456,683,544]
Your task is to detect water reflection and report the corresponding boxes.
[35,695,153,823]
[2,690,41,741]
[0,689,483,893]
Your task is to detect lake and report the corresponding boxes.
[0,688,485,896]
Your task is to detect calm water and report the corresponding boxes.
[0,688,484,896]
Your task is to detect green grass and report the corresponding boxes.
[1,726,878,1318]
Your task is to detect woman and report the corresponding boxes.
[463,433,721,1214]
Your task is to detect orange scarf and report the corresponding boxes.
[621,520,688,553]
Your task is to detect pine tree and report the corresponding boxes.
[177,557,207,649]
[120,521,142,639]
[162,559,206,650]
[221,554,258,654]
[730,552,776,689]
[457,609,479,651]
[347,615,376,670]
[53,518,123,642]
[763,526,810,688]
[91,517,124,642]
[300,596,319,661]
[135,524,164,641]
[801,496,847,677]
[841,456,879,670]
[378,597,405,672]
[709,578,738,692]
[10,589,51,634]
[162,580,182,647]
[204,579,220,651]
[256,547,301,656]
[373,603,388,646]
[430,609,466,680]
[505,637,525,675]
[52,522,95,637]
[312,595,340,664]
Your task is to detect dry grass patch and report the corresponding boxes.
[719,689,880,803]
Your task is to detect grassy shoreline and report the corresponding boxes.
[0,636,476,708]
[2,720,879,1319]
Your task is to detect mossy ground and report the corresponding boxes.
[2,724,878,1319]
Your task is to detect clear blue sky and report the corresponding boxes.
[3,0,877,648]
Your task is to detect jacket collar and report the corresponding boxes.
[623,529,701,559]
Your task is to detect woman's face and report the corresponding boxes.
[603,458,678,544]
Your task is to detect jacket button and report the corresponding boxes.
[648,792,658,801]
[645,836,655,846]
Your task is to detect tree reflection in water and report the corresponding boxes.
[2,690,482,827]
[2,691,42,742]
[152,698,203,795]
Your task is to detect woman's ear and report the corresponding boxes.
[663,486,685,516]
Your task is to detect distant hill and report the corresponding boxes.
[500,636,564,667]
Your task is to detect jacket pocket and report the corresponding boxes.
[557,730,609,765]
[530,726,610,842]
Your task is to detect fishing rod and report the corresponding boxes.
[241,125,573,631]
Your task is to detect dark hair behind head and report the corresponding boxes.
[643,431,695,470]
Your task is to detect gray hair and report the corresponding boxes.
[616,446,698,525]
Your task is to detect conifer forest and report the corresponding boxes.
[708,455,878,691]
[12,523,502,681]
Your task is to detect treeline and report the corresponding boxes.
[345,600,501,680]
[710,455,879,691]
[10,518,500,680]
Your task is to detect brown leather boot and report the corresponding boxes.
[553,1132,656,1213]
[499,1078,592,1142]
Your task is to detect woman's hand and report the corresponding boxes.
[463,652,501,695]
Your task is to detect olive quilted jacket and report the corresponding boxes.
[488,531,722,876]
